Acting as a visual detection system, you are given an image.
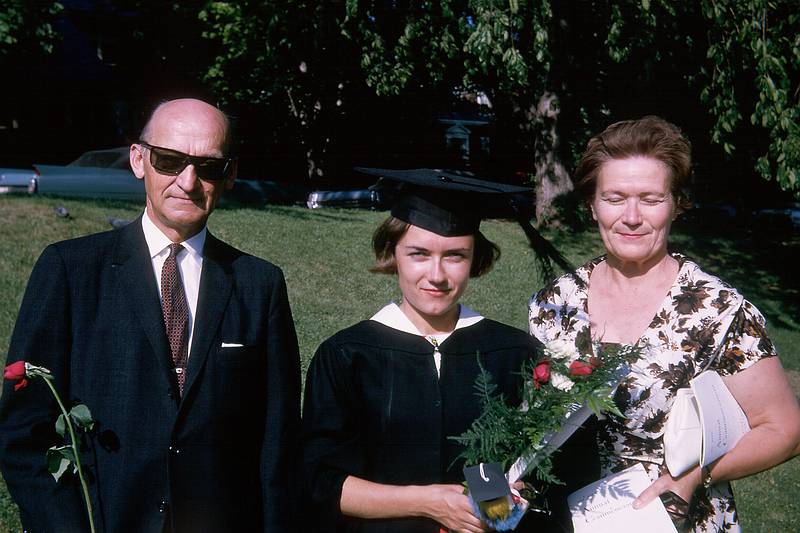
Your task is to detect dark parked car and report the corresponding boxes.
[306,189,385,210]
[752,202,800,230]
[34,147,145,200]
[225,179,310,207]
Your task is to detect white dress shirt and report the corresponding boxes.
[141,211,205,360]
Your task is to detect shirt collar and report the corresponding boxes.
[141,209,207,260]
[370,301,483,336]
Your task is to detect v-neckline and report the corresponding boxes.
[584,254,685,346]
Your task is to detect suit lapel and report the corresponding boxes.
[183,233,233,398]
[112,219,177,395]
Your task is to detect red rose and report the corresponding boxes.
[569,360,593,377]
[4,360,28,391]
[532,361,551,389]
[4,361,25,380]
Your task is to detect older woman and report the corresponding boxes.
[529,116,800,532]
[300,170,574,533]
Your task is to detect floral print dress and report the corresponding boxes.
[528,253,777,532]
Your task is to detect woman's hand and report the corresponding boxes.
[340,477,490,532]
[634,357,800,515]
[418,484,490,533]
[632,466,700,509]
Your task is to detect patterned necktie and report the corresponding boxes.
[161,243,189,394]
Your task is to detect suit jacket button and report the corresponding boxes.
[158,501,168,513]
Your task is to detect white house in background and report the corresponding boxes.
[437,113,492,168]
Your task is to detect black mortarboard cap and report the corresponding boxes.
[355,167,573,280]
[463,462,511,502]
[356,167,530,237]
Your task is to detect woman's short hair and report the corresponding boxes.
[574,115,693,212]
[370,216,500,278]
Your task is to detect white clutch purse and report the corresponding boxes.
[663,387,702,477]
[663,371,750,478]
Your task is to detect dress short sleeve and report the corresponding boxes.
[714,299,778,376]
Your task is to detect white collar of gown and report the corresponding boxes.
[370,302,484,377]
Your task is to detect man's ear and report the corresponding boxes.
[130,145,145,180]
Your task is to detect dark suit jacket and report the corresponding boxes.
[0,219,301,532]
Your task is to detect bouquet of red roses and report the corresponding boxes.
[453,340,640,530]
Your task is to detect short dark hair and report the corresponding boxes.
[370,216,500,278]
[574,115,693,212]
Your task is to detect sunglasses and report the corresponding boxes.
[138,141,234,182]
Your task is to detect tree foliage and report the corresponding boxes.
[0,1,62,59]
[200,1,354,179]
[200,0,800,206]
[700,0,799,193]
[600,0,799,195]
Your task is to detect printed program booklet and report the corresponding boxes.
[567,464,677,533]
[691,370,750,467]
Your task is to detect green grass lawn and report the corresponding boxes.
[1,195,798,531]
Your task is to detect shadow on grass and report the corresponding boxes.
[671,218,798,332]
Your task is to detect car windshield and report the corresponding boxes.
[68,149,129,169]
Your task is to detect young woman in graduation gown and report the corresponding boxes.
[300,170,584,533]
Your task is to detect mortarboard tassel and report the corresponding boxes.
[507,196,574,282]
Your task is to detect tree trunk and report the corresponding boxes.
[530,91,573,227]
[286,86,327,181]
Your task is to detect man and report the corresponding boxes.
[0,99,301,532]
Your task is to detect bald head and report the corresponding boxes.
[140,98,232,155]
[130,97,237,242]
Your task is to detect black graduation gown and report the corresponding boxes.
[300,317,586,532]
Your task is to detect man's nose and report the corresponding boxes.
[175,164,201,190]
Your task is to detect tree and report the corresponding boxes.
[0,1,62,165]
[343,0,800,220]
[342,0,573,223]
[199,1,357,181]
[699,0,799,195]
[0,0,62,129]
[0,1,62,59]
[201,1,800,219]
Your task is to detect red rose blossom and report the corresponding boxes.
[569,360,593,377]
[4,360,28,391]
[4,360,25,380]
[2,359,96,531]
[532,361,551,389]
